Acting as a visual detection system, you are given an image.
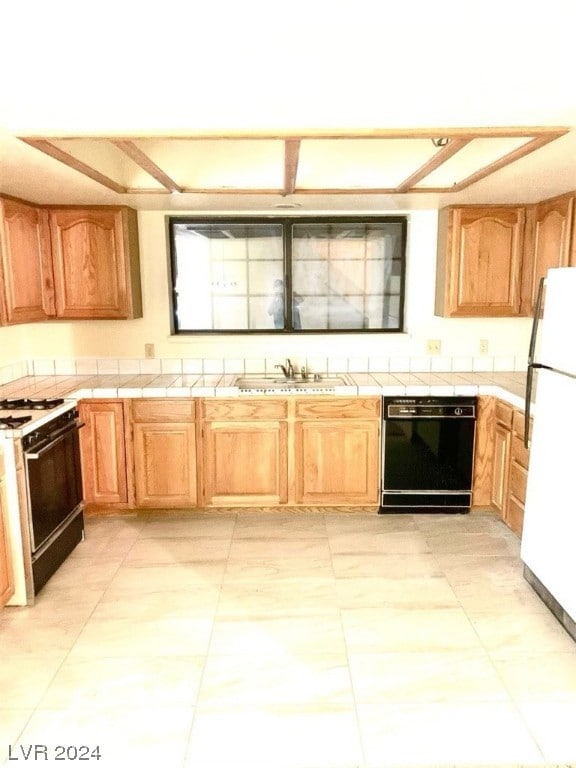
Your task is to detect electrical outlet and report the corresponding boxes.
[144,343,155,359]
[426,339,441,355]
[479,339,489,355]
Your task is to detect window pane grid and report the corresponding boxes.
[169,217,406,333]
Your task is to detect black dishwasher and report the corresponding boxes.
[380,396,476,513]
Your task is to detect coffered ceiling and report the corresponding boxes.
[16,128,569,199]
[2,1,576,212]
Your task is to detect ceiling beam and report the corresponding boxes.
[18,127,570,141]
[451,132,568,192]
[179,187,282,195]
[395,138,471,192]
[283,140,301,196]
[111,139,183,193]
[122,186,459,195]
[18,138,127,194]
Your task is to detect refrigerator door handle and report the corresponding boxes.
[524,364,534,449]
[524,277,546,448]
[527,277,546,366]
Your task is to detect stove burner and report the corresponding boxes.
[0,415,33,429]
[0,398,65,411]
[29,398,65,410]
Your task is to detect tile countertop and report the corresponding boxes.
[0,371,530,410]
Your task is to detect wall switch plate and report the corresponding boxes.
[479,339,489,355]
[426,339,441,355]
[144,343,155,358]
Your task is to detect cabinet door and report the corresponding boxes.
[436,206,524,317]
[504,411,531,537]
[490,422,511,515]
[0,475,15,608]
[49,207,141,319]
[134,423,197,508]
[203,420,288,506]
[471,396,495,508]
[294,420,380,505]
[79,401,128,505]
[0,198,55,324]
[523,195,575,314]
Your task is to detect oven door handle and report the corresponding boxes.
[25,421,83,460]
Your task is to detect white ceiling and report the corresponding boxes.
[2,0,576,212]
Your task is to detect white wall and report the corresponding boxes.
[0,324,24,360]
[0,209,532,371]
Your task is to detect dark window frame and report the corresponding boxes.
[168,215,408,335]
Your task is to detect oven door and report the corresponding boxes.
[25,421,84,553]
[382,416,475,509]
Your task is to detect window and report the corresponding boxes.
[169,216,407,333]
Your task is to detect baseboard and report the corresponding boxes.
[523,564,576,643]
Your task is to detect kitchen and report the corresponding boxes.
[2,2,576,766]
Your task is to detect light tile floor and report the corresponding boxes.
[1,510,576,768]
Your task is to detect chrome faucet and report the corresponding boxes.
[275,358,295,379]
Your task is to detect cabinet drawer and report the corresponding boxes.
[509,460,528,505]
[203,399,287,421]
[495,400,513,428]
[512,409,533,441]
[511,434,529,470]
[295,397,380,420]
[132,399,196,423]
[506,495,525,537]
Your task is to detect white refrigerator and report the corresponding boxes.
[521,266,576,625]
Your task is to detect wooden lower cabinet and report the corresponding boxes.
[132,400,197,508]
[78,395,381,511]
[133,424,197,507]
[294,397,381,505]
[294,420,380,504]
[0,467,15,608]
[473,397,531,536]
[504,413,531,536]
[201,399,288,506]
[201,396,380,507]
[490,422,511,514]
[77,394,536,517]
[79,400,129,507]
[203,421,288,505]
[471,396,495,507]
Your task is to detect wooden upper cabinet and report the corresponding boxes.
[0,197,55,324]
[521,194,576,315]
[49,207,142,319]
[436,206,525,317]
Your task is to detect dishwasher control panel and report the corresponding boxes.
[384,396,476,419]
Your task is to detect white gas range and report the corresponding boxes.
[0,397,78,436]
[0,396,84,604]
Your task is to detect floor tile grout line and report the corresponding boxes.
[414,512,550,765]
[181,509,239,763]
[2,522,141,760]
[4,509,576,767]
[328,510,369,768]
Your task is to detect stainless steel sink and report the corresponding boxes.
[234,375,347,391]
